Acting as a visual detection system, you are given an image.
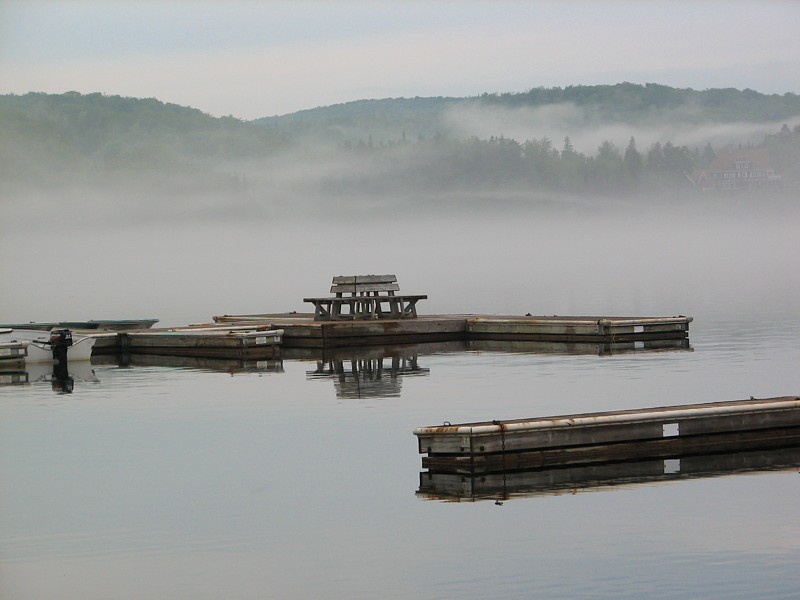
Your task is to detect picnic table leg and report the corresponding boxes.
[313,300,332,321]
[366,297,377,319]
[374,296,386,319]
[391,298,402,318]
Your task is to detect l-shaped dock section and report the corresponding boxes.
[85,313,691,359]
[211,313,692,349]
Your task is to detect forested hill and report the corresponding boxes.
[2,84,800,199]
[478,83,800,121]
[255,83,800,144]
[0,92,286,189]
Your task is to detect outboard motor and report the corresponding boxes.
[49,329,74,393]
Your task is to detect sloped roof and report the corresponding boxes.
[709,147,773,172]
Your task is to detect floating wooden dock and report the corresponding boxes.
[0,340,28,369]
[415,396,800,475]
[92,326,282,360]
[79,312,692,360]
[212,313,692,349]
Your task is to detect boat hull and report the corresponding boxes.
[0,329,96,364]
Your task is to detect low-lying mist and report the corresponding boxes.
[2,178,797,330]
[443,102,800,156]
[3,90,798,328]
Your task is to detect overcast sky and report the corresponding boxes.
[1,1,799,120]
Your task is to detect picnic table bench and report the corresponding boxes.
[303,275,427,321]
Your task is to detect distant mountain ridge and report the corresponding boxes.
[2,84,799,197]
[254,83,800,144]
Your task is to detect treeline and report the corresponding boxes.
[257,83,800,145]
[480,83,800,124]
[0,91,285,189]
[333,125,800,194]
[2,89,800,198]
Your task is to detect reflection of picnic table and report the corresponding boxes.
[303,275,427,321]
[308,352,430,399]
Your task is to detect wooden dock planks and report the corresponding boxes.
[211,314,692,349]
[89,313,693,358]
[415,396,800,474]
[467,315,692,343]
[92,327,283,360]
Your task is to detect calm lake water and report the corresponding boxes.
[1,315,800,599]
[1,195,799,598]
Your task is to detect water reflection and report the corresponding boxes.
[305,345,435,398]
[418,444,800,502]
[1,336,693,395]
[468,337,692,355]
[0,360,99,391]
[92,353,284,375]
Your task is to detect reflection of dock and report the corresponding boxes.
[468,337,691,356]
[306,345,432,398]
[415,396,800,474]
[0,360,98,387]
[418,444,800,502]
[92,353,284,374]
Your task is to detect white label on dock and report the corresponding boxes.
[634,341,645,350]
[255,336,268,345]
[634,325,644,333]
[663,423,680,437]
[0,348,11,356]
[664,459,681,474]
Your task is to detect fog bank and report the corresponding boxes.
[2,187,797,329]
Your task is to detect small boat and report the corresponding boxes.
[0,319,159,331]
[0,328,96,364]
[80,319,159,331]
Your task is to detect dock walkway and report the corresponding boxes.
[91,326,282,360]
[414,396,800,475]
[210,313,692,349]
[87,313,691,359]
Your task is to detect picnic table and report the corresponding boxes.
[303,275,427,321]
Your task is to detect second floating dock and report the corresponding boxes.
[415,396,800,475]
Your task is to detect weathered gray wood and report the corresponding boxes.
[0,341,28,360]
[332,275,397,285]
[415,396,800,466]
[330,282,399,295]
[305,275,426,321]
[209,314,692,349]
[467,316,691,343]
[421,425,800,474]
[100,329,283,360]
